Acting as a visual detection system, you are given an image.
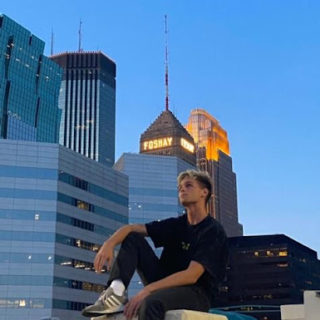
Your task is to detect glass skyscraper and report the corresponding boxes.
[0,140,128,320]
[50,52,116,167]
[0,14,62,142]
[186,109,243,237]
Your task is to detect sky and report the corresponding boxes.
[2,0,320,254]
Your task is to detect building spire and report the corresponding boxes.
[164,14,169,111]
[50,28,54,56]
[78,19,83,52]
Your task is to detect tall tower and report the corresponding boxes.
[50,51,116,167]
[0,14,62,142]
[186,108,243,236]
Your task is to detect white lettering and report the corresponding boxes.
[142,137,173,151]
[180,138,195,153]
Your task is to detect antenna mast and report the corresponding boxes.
[78,19,83,52]
[164,15,169,111]
[50,29,54,56]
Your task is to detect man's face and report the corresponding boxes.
[178,177,208,207]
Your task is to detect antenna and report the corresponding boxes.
[164,14,169,111]
[78,19,83,52]
[50,28,54,56]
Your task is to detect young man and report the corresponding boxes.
[82,169,228,320]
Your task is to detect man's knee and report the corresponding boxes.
[139,296,165,320]
[124,231,144,244]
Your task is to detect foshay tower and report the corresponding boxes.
[140,16,195,166]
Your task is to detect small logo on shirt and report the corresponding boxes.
[181,241,190,251]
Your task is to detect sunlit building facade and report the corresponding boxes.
[50,51,116,167]
[0,140,128,320]
[0,14,62,142]
[185,109,242,236]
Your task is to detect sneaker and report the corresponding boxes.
[82,287,128,317]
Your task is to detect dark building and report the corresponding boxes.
[50,51,116,167]
[214,234,320,320]
[0,14,62,142]
[140,110,196,166]
[186,109,242,236]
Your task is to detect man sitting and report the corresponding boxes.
[82,169,228,320]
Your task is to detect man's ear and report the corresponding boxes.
[201,188,209,199]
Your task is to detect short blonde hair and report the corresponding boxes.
[177,169,212,204]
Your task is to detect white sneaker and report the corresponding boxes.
[82,287,127,317]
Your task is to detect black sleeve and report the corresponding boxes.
[145,217,177,248]
[192,224,228,282]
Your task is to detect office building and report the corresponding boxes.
[185,109,243,236]
[214,234,320,320]
[0,140,128,320]
[0,14,62,142]
[50,51,116,167]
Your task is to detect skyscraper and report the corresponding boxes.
[0,14,62,142]
[185,108,243,237]
[50,51,116,167]
[140,109,196,166]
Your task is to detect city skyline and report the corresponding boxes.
[1,1,320,255]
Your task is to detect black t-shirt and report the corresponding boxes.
[145,214,228,298]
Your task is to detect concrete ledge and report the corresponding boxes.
[165,309,228,320]
[92,310,228,320]
[280,304,304,320]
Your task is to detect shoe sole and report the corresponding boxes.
[90,313,129,320]
[82,309,124,318]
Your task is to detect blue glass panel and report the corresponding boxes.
[58,171,127,206]
[0,165,57,179]
[130,187,177,197]
[0,188,57,200]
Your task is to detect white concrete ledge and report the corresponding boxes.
[165,309,228,320]
[280,290,320,320]
[280,304,304,320]
[92,309,228,320]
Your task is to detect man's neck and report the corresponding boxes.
[185,204,208,225]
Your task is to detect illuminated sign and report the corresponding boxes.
[180,138,195,153]
[143,137,173,151]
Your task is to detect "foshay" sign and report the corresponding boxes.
[143,137,173,151]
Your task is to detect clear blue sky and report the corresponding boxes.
[2,1,320,254]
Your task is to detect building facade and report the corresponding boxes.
[140,110,196,166]
[50,51,116,167]
[0,14,62,142]
[0,140,128,320]
[214,234,320,320]
[185,109,243,237]
[114,152,195,296]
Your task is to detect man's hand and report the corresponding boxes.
[94,241,114,273]
[124,287,151,319]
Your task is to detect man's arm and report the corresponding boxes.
[124,260,205,319]
[94,224,147,273]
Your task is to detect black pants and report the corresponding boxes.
[107,232,210,320]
